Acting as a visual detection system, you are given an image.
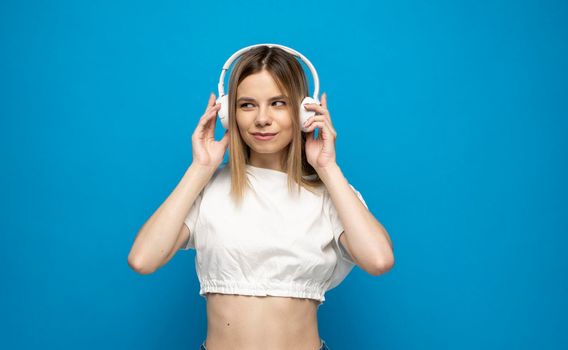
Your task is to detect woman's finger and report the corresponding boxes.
[304,103,332,125]
[197,104,221,131]
[204,100,220,116]
[320,92,328,109]
[308,121,335,142]
[304,103,329,117]
[304,121,328,136]
[304,115,336,136]
[303,115,327,126]
[205,93,216,112]
[200,103,221,121]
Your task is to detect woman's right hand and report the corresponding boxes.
[191,93,230,168]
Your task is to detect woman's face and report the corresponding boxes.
[235,69,294,167]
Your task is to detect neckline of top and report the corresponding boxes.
[245,164,318,180]
[246,164,288,176]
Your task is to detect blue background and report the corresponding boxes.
[1,0,567,349]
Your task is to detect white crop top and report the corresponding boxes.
[181,163,368,306]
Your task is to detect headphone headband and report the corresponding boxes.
[217,43,320,102]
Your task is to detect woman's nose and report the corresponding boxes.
[255,105,272,124]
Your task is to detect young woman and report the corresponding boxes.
[128,45,394,350]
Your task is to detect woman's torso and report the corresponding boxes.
[204,293,321,350]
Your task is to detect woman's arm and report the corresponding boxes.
[302,93,394,275]
[127,162,216,274]
[318,163,394,276]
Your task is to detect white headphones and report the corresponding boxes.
[215,43,321,133]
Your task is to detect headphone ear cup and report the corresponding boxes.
[217,94,229,129]
[299,96,319,132]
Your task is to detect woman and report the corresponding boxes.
[128,45,395,350]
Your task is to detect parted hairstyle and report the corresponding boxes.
[225,45,325,206]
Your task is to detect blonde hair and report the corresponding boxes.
[224,45,324,206]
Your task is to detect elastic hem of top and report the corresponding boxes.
[198,279,327,303]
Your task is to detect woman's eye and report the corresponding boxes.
[239,101,286,108]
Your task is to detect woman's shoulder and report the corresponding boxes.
[198,163,230,193]
[209,163,231,184]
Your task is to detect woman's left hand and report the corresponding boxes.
[304,92,338,171]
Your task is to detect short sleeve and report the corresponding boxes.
[180,190,204,250]
[326,183,369,264]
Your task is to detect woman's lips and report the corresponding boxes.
[252,133,277,141]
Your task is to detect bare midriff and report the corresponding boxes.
[204,293,322,350]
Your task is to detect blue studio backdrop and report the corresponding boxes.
[1,0,567,349]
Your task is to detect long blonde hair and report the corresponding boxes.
[224,45,324,206]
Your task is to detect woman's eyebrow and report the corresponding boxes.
[237,95,288,102]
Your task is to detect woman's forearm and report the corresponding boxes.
[127,162,216,274]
